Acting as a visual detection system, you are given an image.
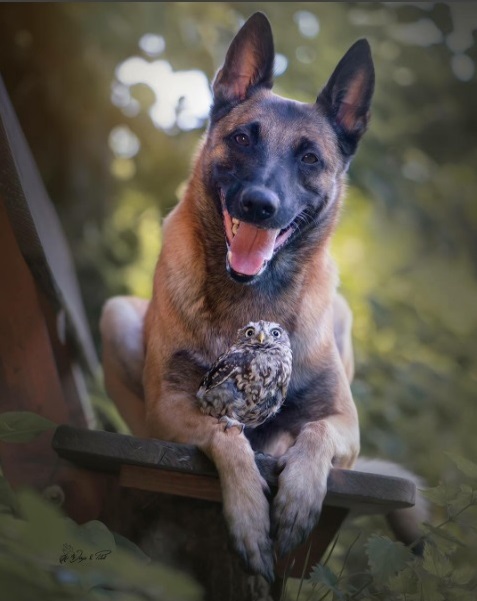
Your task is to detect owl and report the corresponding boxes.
[196,320,293,431]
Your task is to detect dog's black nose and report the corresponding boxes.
[239,187,279,222]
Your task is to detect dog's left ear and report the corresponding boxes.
[317,39,375,156]
[212,12,274,111]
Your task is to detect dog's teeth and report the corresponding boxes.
[232,218,240,237]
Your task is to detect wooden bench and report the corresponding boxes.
[0,74,416,600]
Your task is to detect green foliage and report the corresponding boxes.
[365,535,413,584]
[0,412,56,443]
[309,564,343,599]
[0,413,201,600]
[285,454,477,601]
[0,478,201,601]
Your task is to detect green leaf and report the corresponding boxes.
[445,587,476,601]
[422,543,452,578]
[0,474,20,515]
[79,520,116,552]
[421,482,457,507]
[410,565,446,601]
[451,565,475,586]
[0,485,201,600]
[421,583,445,601]
[0,412,56,443]
[16,489,68,558]
[445,453,477,481]
[309,563,343,598]
[422,522,465,548]
[365,535,413,583]
[112,532,150,562]
[387,567,418,595]
[0,555,75,601]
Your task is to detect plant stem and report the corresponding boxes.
[338,533,361,580]
[323,534,339,567]
[349,577,373,599]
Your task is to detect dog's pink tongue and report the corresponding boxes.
[228,222,279,276]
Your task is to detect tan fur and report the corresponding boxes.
[101,138,358,578]
[100,13,380,581]
[100,296,148,437]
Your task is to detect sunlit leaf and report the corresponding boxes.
[422,543,452,578]
[113,532,150,562]
[0,474,19,516]
[0,412,56,443]
[388,567,418,595]
[445,453,477,481]
[422,522,465,548]
[79,520,116,552]
[421,483,457,507]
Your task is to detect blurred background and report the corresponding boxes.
[0,1,476,494]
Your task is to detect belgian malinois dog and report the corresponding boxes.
[101,12,424,582]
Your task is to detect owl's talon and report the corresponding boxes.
[219,416,245,433]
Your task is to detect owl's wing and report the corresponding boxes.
[198,350,245,394]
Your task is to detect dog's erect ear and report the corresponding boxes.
[317,39,375,156]
[212,13,274,109]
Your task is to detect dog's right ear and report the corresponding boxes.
[212,13,274,114]
[317,39,375,157]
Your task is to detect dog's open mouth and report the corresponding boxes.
[222,207,294,279]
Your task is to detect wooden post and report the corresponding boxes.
[0,195,106,523]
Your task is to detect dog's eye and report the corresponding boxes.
[302,153,319,164]
[271,328,281,338]
[234,133,250,147]
[245,327,255,337]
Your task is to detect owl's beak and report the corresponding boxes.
[257,331,265,344]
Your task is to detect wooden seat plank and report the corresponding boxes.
[52,425,416,513]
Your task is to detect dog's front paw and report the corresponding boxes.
[272,447,329,556]
[222,472,274,582]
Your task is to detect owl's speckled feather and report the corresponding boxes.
[196,321,292,430]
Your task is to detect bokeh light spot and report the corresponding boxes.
[109,125,140,159]
[115,56,211,132]
[139,33,165,57]
[293,11,320,39]
[451,53,475,82]
[274,53,288,77]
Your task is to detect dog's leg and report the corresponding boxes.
[100,296,149,437]
[272,359,359,555]
[144,374,275,582]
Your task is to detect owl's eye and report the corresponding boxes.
[271,328,282,338]
[245,327,255,338]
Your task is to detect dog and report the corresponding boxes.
[100,12,425,582]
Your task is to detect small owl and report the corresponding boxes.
[197,320,293,431]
